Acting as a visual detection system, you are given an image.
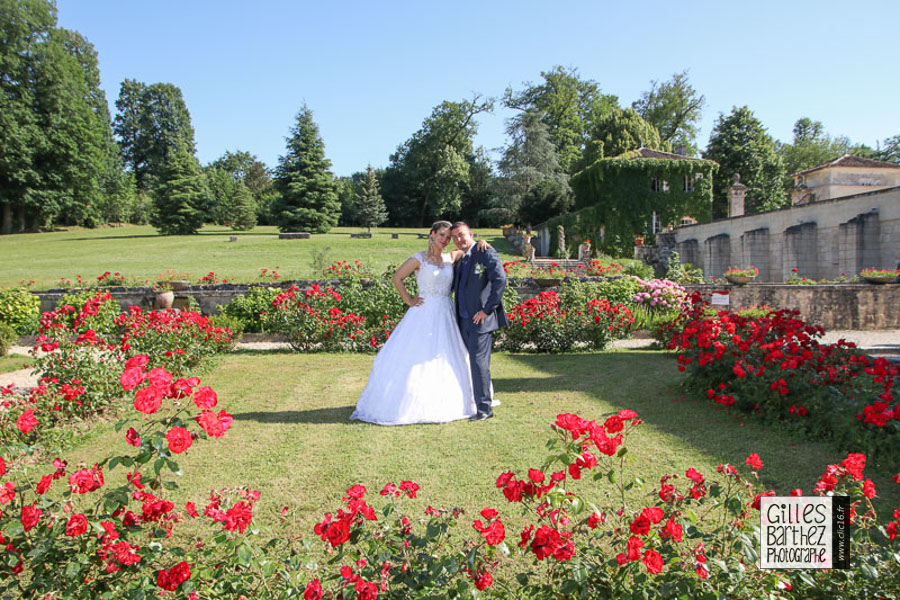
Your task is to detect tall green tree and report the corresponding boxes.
[272,105,340,233]
[227,181,257,231]
[704,106,786,217]
[0,0,54,233]
[632,70,705,155]
[776,118,868,190]
[877,134,900,164]
[205,166,235,225]
[504,66,618,174]
[210,150,274,225]
[0,1,124,232]
[484,109,571,225]
[382,95,493,226]
[114,80,197,192]
[150,141,209,235]
[356,166,387,233]
[582,107,668,167]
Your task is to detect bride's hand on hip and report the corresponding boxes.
[407,295,424,307]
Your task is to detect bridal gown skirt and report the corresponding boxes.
[350,294,477,425]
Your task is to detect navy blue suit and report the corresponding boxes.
[452,246,508,417]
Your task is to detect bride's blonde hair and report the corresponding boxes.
[426,220,452,263]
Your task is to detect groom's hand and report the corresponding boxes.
[473,310,488,325]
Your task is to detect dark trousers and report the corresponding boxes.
[459,319,493,416]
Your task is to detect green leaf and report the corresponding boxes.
[569,496,584,515]
[607,470,617,484]
[237,544,253,566]
[153,457,166,475]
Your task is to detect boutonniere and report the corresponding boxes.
[474,263,487,277]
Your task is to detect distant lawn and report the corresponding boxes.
[0,225,519,289]
[63,350,900,540]
[0,354,33,375]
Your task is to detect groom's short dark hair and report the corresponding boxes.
[451,221,468,230]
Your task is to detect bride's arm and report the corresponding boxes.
[392,257,424,307]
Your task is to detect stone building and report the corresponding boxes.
[668,161,900,282]
[791,154,900,204]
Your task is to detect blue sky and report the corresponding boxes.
[58,0,899,177]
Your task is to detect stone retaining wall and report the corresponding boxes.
[32,280,900,331]
[684,283,900,330]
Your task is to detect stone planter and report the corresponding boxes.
[862,276,896,285]
[725,275,755,285]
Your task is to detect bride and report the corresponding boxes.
[350,221,487,425]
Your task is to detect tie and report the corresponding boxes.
[458,253,471,319]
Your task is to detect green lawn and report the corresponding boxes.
[0,354,33,375]
[64,350,900,539]
[0,225,519,289]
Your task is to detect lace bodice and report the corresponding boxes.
[414,252,454,297]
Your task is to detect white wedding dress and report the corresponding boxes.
[350,252,477,425]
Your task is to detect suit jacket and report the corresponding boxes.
[453,246,509,333]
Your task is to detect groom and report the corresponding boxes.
[450,221,508,421]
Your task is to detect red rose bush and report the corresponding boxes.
[665,293,900,464]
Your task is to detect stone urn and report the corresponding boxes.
[154,289,175,309]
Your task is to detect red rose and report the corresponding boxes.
[345,484,367,499]
[863,479,876,499]
[626,535,644,561]
[325,517,351,547]
[35,474,53,495]
[528,468,545,483]
[185,502,199,518]
[0,455,5,476]
[192,386,218,409]
[304,579,324,600]
[604,415,624,433]
[133,386,163,414]
[125,355,149,368]
[21,503,42,531]
[165,427,193,454]
[587,512,604,528]
[196,410,233,438]
[119,366,146,391]
[125,427,142,447]
[480,507,498,519]
[659,519,683,542]
[630,515,651,535]
[745,453,764,470]
[69,466,104,494]
[641,507,665,524]
[17,409,38,434]
[66,513,88,536]
[480,519,506,545]
[148,367,173,388]
[223,501,254,533]
[643,548,664,574]
[1,481,15,504]
[399,480,418,498]
[475,571,493,590]
[157,561,191,591]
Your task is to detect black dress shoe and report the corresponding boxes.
[469,412,493,422]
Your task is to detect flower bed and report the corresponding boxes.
[2,361,898,598]
[664,293,900,465]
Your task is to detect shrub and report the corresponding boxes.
[666,296,900,465]
[268,284,372,352]
[500,290,632,353]
[0,287,40,334]
[0,321,15,356]
[55,290,122,336]
[218,286,282,333]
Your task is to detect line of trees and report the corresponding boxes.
[2,2,898,235]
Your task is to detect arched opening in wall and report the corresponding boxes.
[740,228,770,281]
[784,222,819,280]
[703,233,731,278]
[839,210,881,277]
[676,239,700,272]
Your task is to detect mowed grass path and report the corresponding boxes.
[0,225,516,289]
[65,350,900,537]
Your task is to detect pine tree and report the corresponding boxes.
[228,181,257,231]
[357,166,387,233]
[150,142,209,235]
[273,106,340,233]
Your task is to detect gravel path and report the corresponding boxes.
[2,329,896,390]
